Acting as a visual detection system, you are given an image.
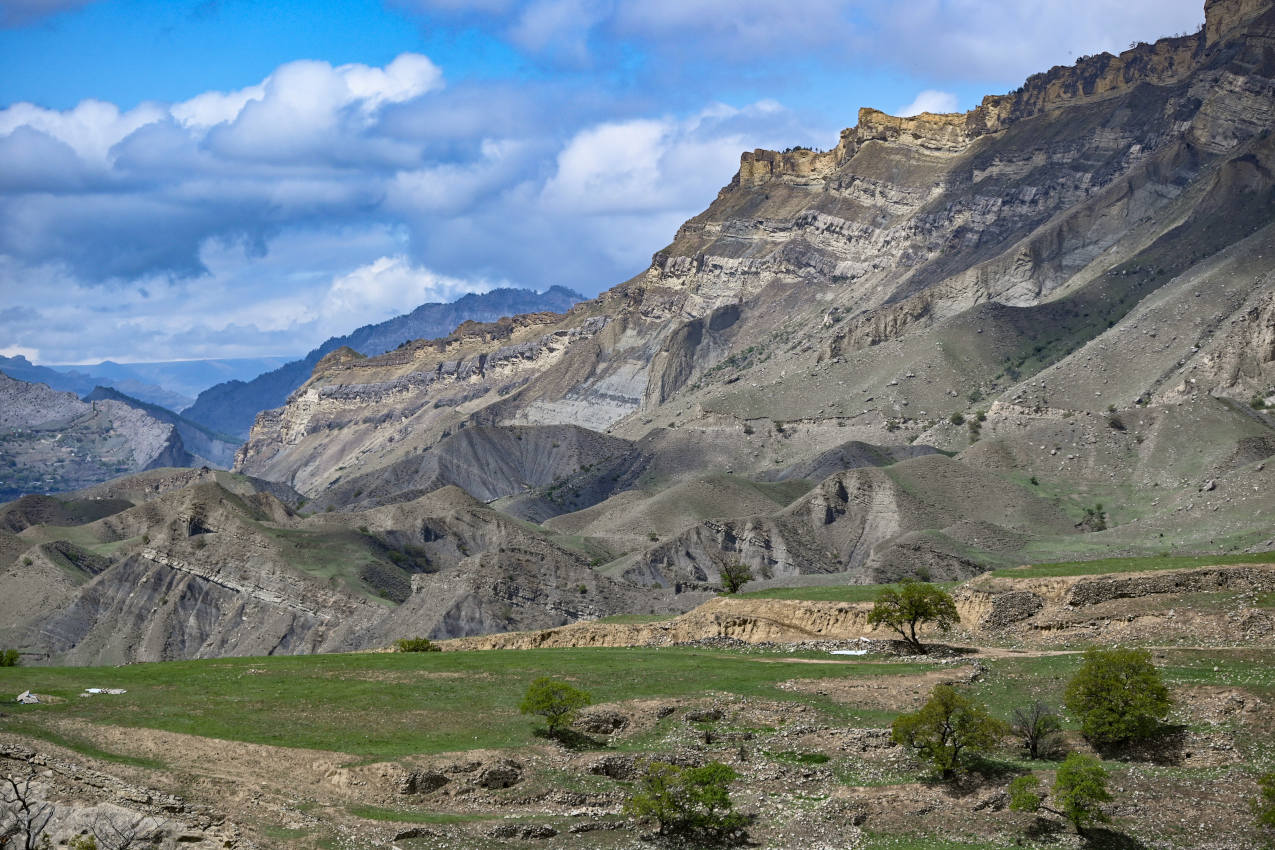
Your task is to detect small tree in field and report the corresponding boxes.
[1010,752,1113,835]
[1064,648,1171,746]
[868,580,959,653]
[1011,701,1064,760]
[625,761,747,840]
[0,649,19,667]
[519,677,592,736]
[719,563,752,594]
[891,684,1004,779]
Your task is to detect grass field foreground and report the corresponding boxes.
[0,647,938,759]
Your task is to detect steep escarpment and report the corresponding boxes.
[183,286,584,439]
[0,372,192,501]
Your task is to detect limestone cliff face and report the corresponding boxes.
[238,0,1275,545]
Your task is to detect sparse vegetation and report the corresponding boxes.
[624,761,748,840]
[1010,701,1063,759]
[867,580,959,653]
[1064,647,1171,746]
[394,637,440,653]
[1255,771,1275,838]
[518,676,592,736]
[719,562,753,594]
[1009,753,1113,834]
[891,685,1004,779]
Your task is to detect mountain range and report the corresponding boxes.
[2,0,1274,664]
[180,286,584,439]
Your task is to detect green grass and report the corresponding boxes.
[992,550,1275,578]
[969,648,1275,730]
[738,582,959,603]
[1,718,167,770]
[347,806,492,824]
[0,647,938,759]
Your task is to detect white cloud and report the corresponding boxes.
[0,345,40,359]
[0,48,821,361]
[898,90,959,117]
[321,256,494,330]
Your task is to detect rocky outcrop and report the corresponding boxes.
[0,372,194,500]
[183,286,584,439]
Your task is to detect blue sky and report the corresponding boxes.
[0,0,1205,364]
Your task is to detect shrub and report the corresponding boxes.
[1055,753,1114,832]
[519,677,592,735]
[949,412,965,426]
[1251,395,1267,410]
[394,637,440,653]
[0,649,19,667]
[1009,753,1112,834]
[1011,701,1063,759]
[718,562,752,594]
[625,761,747,840]
[1064,647,1171,746]
[891,684,1004,778]
[1107,415,1126,431]
[867,580,959,653]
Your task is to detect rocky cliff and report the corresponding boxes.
[183,286,584,439]
[0,372,192,501]
[5,0,1275,663]
[233,0,1275,578]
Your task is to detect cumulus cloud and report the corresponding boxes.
[0,42,815,362]
[898,90,959,117]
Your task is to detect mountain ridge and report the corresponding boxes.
[181,285,584,439]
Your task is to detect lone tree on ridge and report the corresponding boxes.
[867,579,959,653]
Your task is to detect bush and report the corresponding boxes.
[718,562,752,594]
[1010,701,1063,759]
[867,580,959,653]
[1252,395,1268,410]
[625,761,748,840]
[1055,753,1113,832]
[949,412,965,426]
[0,649,19,667]
[891,684,1004,778]
[394,637,440,653]
[1009,753,1112,834]
[1064,647,1171,746]
[519,677,592,735]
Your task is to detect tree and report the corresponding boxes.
[891,684,1005,778]
[1064,648,1171,746]
[625,761,748,840]
[1255,771,1275,836]
[518,677,592,735]
[867,580,959,653]
[1008,753,1113,834]
[0,650,18,667]
[718,563,752,594]
[1010,701,1064,760]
